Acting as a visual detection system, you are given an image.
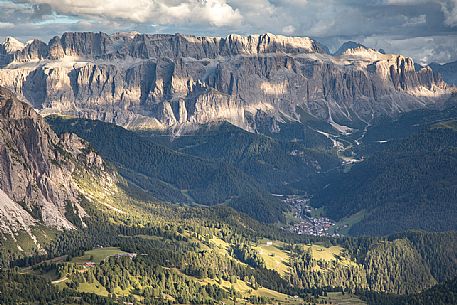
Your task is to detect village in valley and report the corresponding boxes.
[282,195,342,237]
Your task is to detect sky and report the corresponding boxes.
[0,0,456,64]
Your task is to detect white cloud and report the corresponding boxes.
[28,0,153,22]
[282,25,296,35]
[362,34,457,64]
[27,0,242,27]
[403,14,427,26]
[440,0,457,27]
[157,0,242,27]
[385,0,430,4]
[0,22,14,29]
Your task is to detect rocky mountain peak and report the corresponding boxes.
[0,87,107,244]
[2,36,25,53]
[227,33,327,55]
[0,31,450,133]
[428,61,457,86]
[1,32,328,64]
[334,41,379,56]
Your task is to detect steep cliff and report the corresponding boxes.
[429,61,457,86]
[0,32,449,132]
[0,87,105,245]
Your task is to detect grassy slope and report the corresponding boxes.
[71,247,128,264]
[59,244,304,304]
[199,277,304,304]
[56,243,366,305]
[253,240,290,276]
[324,292,367,305]
[77,281,109,297]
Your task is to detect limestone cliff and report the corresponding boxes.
[0,87,105,242]
[0,32,449,132]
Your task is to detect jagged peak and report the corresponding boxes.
[335,41,379,56]
[414,62,425,71]
[2,36,25,53]
[225,33,328,54]
[2,31,330,63]
[24,39,44,47]
[112,31,140,39]
[0,87,41,121]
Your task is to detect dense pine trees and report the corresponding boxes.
[359,276,457,305]
[47,116,286,223]
[313,126,457,235]
[2,213,457,304]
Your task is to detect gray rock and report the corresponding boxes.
[0,87,106,236]
[429,61,457,86]
[0,32,450,132]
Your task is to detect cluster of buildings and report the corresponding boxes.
[289,217,339,237]
[282,195,341,237]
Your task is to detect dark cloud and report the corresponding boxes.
[0,0,456,63]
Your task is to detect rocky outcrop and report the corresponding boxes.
[0,32,449,132]
[0,87,105,239]
[429,61,457,86]
[1,32,326,63]
[334,41,374,56]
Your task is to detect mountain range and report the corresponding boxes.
[1,31,457,305]
[0,32,451,134]
[0,31,456,237]
[429,61,457,86]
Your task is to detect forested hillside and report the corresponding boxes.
[1,88,457,304]
[143,121,339,195]
[47,117,286,223]
[3,173,457,305]
[2,143,457,304]
[313,112,457,235]
[360,276,457,305]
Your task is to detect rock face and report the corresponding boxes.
[429,61,457,86]
[334,41,373,56]
[0,32,449,132]
[0,87,105,240]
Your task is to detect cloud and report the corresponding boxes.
[385,0,430,4]
[156,0,242,27]
[440,0,457,26]
[0,22,14,29]
[386,0,457,27]
[403,14,427,26]
[361,34,457,64]
[282,25,296,35]
[25,0,242,27]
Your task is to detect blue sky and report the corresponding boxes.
[1,0,457,63]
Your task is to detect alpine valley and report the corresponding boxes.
[0,32,457,305]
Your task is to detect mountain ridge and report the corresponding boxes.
[0,87,109,249]
[0,31,449,134]
[312,106,457,236]
[429,61,457,86]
